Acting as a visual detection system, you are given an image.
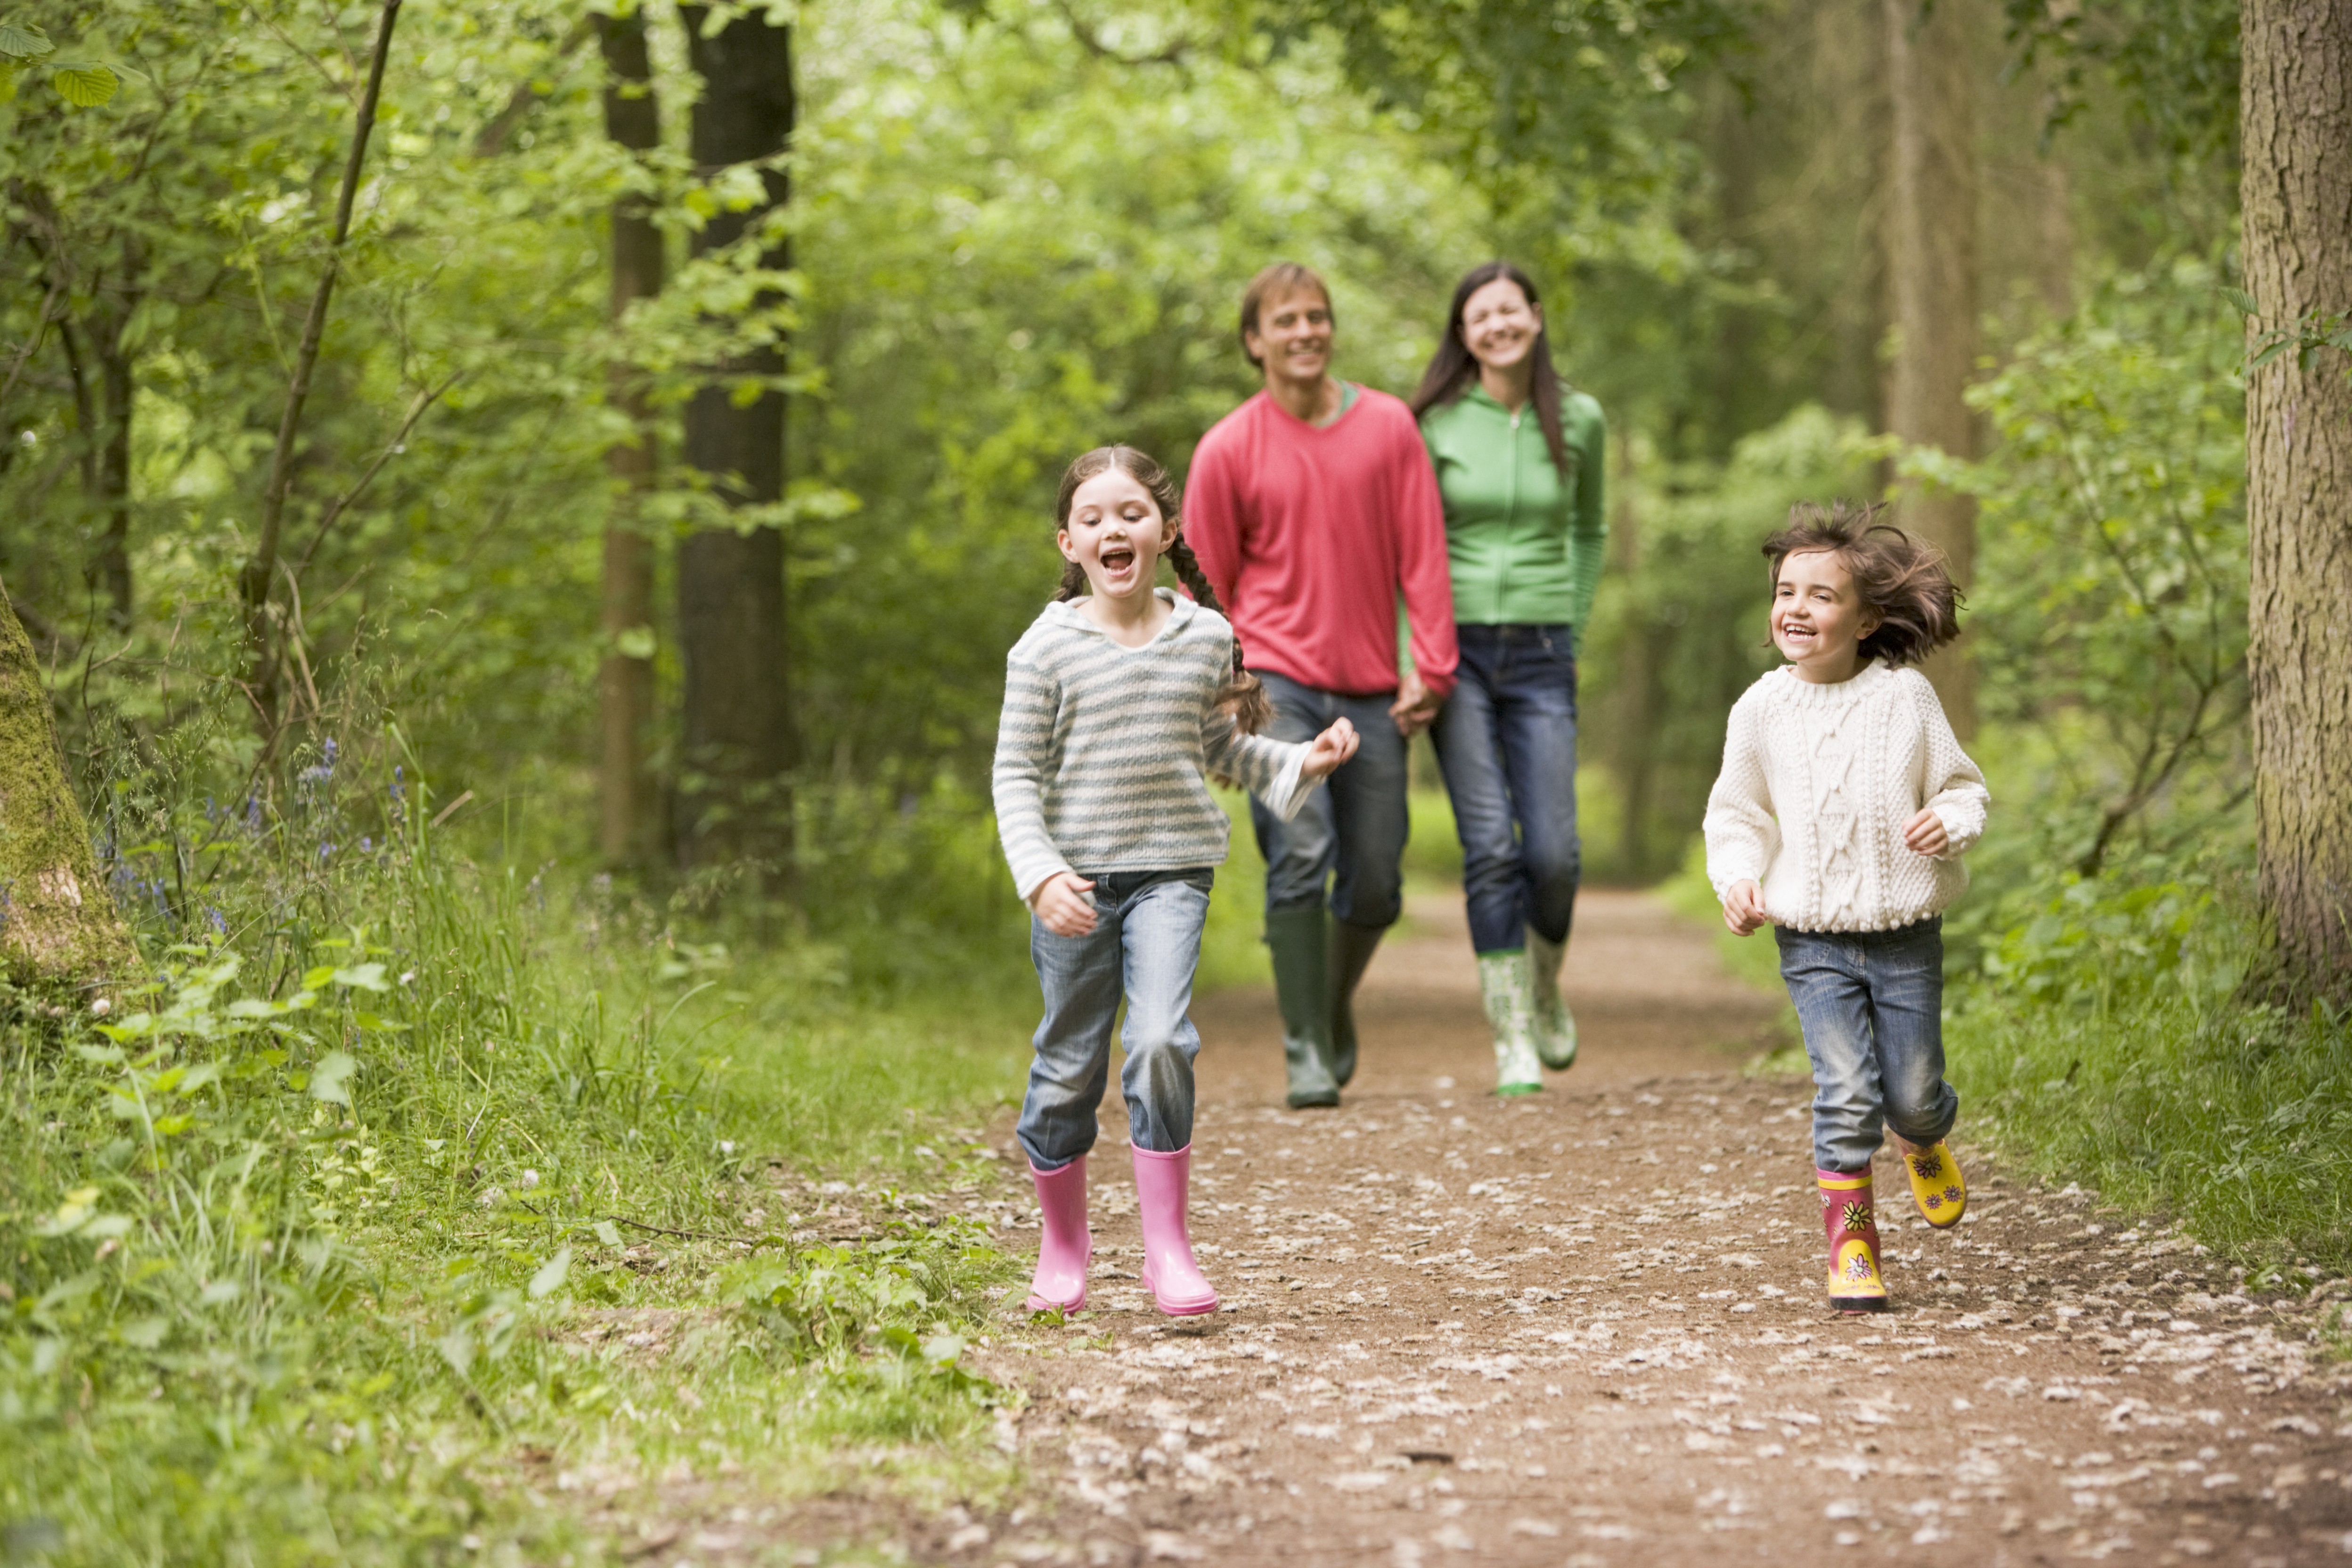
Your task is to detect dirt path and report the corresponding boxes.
[952,890,2352,1568]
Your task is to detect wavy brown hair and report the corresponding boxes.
[1762,501,1963,667]
[1054,445,1273,735]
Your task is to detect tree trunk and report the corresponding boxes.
[597,8,663,869]
[1602,427,1662,877]
[87,249,140,631]
[1882,0,1979,737]
[2242,0,2352,999]
[676,4,794,877]
[0,576,136,987]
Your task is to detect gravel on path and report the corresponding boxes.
[958,890,2352,1568]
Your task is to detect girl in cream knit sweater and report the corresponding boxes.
[1704,503,1989,1314]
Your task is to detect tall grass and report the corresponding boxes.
[1,733,1029,1564]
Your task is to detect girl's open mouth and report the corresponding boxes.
[1101,547,1136,573]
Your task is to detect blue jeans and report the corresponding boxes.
[1775,918,1959,1174]
[1249,671,1410,926]
[1017,868,1214,1170]
[1431,624,1581,954]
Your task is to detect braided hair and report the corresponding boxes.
[1054,446,1273,735]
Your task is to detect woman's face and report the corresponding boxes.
[1461,277,1541,375]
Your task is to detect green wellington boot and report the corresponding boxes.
[1326,919,1385,1089]
[1477,949,1544,1096]
[1527,926,1578,1071]
[1266,908,1340,1108]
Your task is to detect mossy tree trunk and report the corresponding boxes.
[0,579,136,988]
[2242,0,2352,1000]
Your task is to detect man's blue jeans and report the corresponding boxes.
[1430,624,1581,954]
[1016,868,1213,1171]
[1249,671,1410,926]
[1775,918,1960,1173]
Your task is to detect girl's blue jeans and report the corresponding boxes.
[1775,917,1960,1174]
[1431,623,1582,954]
[1016,868,1213,1171]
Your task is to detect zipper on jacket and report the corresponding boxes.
[1502,407,1520,621]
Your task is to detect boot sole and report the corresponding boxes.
[1287,1092,1340,1109]
[1828,1296,1889,1313]
[1024,1293,1086,1314]
[1495,1083,1544,1097]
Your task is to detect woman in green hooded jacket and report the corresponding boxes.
[1410,261,1607,1095]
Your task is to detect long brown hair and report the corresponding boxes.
[1407,261,1575,476]
[1763,502,1963,667]
[1054,446,1273,735]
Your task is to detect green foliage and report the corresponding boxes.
[0,730,1027,1562]
[1951,884,2352,1280]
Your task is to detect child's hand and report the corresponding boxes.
[1300,717,1360,780]
[1723,879,1770,936]
[1029,872,1098,938]
[1902,808,1950,858]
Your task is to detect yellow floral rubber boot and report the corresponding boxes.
[1818,1168,1888,1314]
[1901,1139,1967,1228]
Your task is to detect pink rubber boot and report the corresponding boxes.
[1025,1156,1091,1314]
[1131,1143,1218,1316]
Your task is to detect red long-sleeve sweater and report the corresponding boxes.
[1183,388,1459,701]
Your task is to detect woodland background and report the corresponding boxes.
[0,0,2344,1560]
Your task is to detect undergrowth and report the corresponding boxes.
[1,731,1031,1564]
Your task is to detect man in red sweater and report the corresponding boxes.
[1186,262,1460,1109]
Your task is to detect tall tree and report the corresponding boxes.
[596,5,663,869]
[0,575,134,985]
[2241,0,2352,998]
[1883,0,1981,736]
[676,3,794,875]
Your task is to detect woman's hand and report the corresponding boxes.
[1301,717,1361,780]
[1029,871,1098,938]
[1902,808,1950,858]
[1388,667,1442,736]
[1722,879,1770,937]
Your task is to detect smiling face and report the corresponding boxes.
[1243,284,1333,392]
[1461,275,1541,376]
[1772,548,1882,682]
[1059,467,1176,605]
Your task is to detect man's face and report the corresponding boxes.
[1244,286,1333,388]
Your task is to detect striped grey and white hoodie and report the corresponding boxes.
[992,589,1315,900]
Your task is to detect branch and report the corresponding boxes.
[0,275,66,421]
[1048,0,1192,65]
[472,16,593,157]
[292,369,461,579]
[240,0,402,732]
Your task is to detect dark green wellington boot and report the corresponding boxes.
[1266,908,1340,1108]
[1326,919,1386,1089]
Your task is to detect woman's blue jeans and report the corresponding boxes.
[1016,868,1212,1171]
[1775,918,1960,1174]
[1431,624,1582,954]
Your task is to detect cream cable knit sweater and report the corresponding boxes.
[1703,662,1990,933]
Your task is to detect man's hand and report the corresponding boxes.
[1389,667,1443,736]
[1301,717,1361,780]
[1901,808,1950,858]
[1722,879,1770,937]
[1029,871,1098,938]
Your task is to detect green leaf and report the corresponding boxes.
[594,1220,622,1247]
[529,1246,573,1298]
[309,1050,358,1105]
[74,1044,126,1064]
[52,65,116,106]
[118,1317,169,1349]
[437,1327,475,1377]
[2220,286,2258,318]
[0,23,54,59]
[332,963,390,991]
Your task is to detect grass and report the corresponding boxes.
[0,747,1041,1565]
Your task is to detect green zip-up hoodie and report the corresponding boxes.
[1420,382,1608,629]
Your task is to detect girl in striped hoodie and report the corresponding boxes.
[994,445,1361,1317]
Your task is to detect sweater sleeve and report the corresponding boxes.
[1182,432,1244,612]
[991,649,1072,901]
[1912,675,1991,860]
[1203,711,1314,823]
[1703,691,1780,898]
[1392,417,1460,700]
[1567,398,1609,635]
